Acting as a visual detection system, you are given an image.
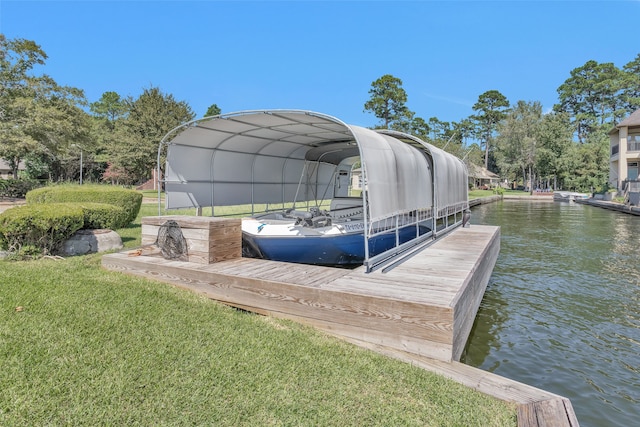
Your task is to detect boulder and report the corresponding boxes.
[62,229,123,256]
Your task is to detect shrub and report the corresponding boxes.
[78,202,129,229]
[0,178,43,199]
[0,203,84,255]
[26,185,142,225]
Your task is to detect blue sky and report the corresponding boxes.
[2,0,639,128]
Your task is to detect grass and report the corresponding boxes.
[0,202,517,426]
[469,189,535,199]
[468,189,495,199]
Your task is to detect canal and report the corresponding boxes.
[463,200,639,427]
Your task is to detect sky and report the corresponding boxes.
[1,0,639,128]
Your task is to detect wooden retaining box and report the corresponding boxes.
[141,215,241,264]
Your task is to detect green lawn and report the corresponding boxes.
[0,202,517,426]
[468,189,495,199]
[469,189,533,199]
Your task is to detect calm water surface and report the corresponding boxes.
[463,200,639,427]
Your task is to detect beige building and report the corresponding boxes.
[610,108,640,190]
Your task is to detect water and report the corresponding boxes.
[462,200,640,427]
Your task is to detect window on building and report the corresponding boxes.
[628,162,639,180]
[628,132,640,151]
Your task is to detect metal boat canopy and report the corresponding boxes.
[159,110,468,270]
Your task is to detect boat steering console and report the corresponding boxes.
[285,207,332,228]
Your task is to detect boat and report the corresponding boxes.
[160,110,468,271]
[553,191,590,202]
[241,199,431,266]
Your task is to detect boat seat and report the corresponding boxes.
[330,198,364,220]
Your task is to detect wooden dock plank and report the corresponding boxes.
[517,398,580,427]
[326,276,456,306]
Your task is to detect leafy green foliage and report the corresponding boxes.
[89,91,128,123]
[26,185,142,225]
[622,54,640,110]
[494,101,542,190]
[0,36,91,181]
[555,60,628,141]
[113,86,195,184]
[0,178,42,198]
[0,203,84,255]
[471,90,510,169]
[76,202,128,230]
[204,103,221,117]
[364,74,413,129]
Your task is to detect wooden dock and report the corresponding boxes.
[102,220,579,426]
[104,223,499,362]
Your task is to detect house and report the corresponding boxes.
[0,159,26,179]
[468,163,500,189]
[610,108,640,191]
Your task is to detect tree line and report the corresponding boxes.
[363,59,639,191]
[0,35,218,186]
[2,34,639,192]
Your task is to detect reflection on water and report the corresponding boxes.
[462,200,640,427]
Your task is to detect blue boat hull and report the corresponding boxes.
[242,225,429,266]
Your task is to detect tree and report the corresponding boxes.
[427,117,452,144]
[0,35,46,178]
[555,60,628,142]
[112,86,195,184]
[565,126,609,192]
[622,54,640,111]
[453,118,476,147]
[535,112,574,190]
[471,90,510,169]
[364,74,413,129]
[408,116,430,141]
[204,103,221,117]
[494,101,542,191]
[85,92,130,183]
[0,36,90,179]
[90,91,128,125]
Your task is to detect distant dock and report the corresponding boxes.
[575,198,640,216]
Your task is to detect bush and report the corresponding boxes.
[0,178,43,199]
[78,202,129,230]
[0,203,84,255]
[26,185,142,225]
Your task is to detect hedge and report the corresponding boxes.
[77,202,129,230]
[0,203,84,255]
[26,185,142,226]
[0,178,43,199]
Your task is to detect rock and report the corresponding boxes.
[62,229,123,256]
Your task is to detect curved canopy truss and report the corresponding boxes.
[159,109,468,270]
